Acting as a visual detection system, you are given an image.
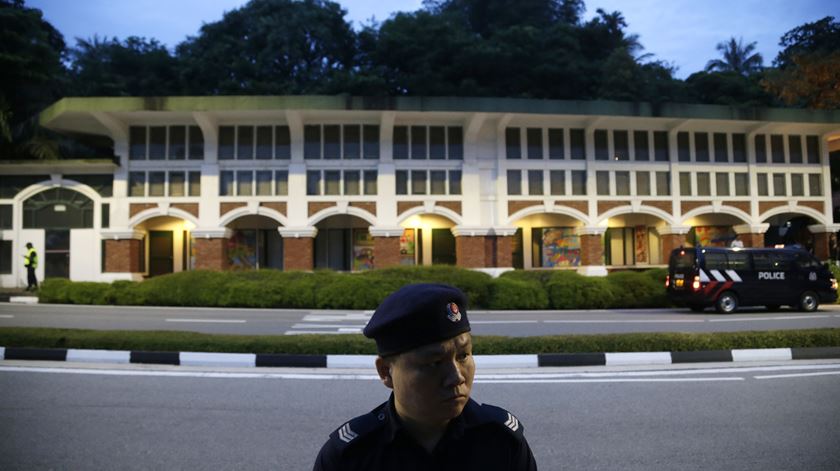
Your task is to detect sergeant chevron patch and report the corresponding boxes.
[338,423,358,443]
[504,412,520,432]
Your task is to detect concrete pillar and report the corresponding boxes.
[279,227,318,271]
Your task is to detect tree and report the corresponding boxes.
[704,37,763,76]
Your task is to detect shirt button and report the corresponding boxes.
[378,413,385,421]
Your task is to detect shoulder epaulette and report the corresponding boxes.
[328,403,387,450]
[476,403,526,438]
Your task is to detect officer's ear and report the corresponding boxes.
[375,356,394,389]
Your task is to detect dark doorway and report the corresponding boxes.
[149,231,173,276]
[45,230,70,278]
[432,228,456,265]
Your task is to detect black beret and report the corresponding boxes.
[364,283,471,356]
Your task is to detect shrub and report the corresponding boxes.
[546,271,614,309]
[606,271,669,308]
[360,266,493,308]
[487,277,549,310]
[38,278,74,304]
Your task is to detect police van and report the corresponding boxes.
[666,246,837,313]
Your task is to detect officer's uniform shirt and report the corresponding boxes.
[314,394,538,471]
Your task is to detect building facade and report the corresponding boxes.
[1,96,839,287]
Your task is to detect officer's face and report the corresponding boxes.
[378,332,475,426]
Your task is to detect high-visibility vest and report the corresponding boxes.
[25,248,38,269]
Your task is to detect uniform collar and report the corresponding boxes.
[382,394,481,445]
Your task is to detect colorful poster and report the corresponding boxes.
[693,226,735,247]
[353,229,375,271]
[400,228,416,265]
[227,229,257,269]
[634,226,647,263]
[542,227,581,267]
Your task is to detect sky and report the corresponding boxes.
[27,0,839,79]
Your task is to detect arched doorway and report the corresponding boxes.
[134,216,195,277]
[763,213,820,249]
[510,213,584,269]
[683,214,745,248]
[400,213,457,266]
[601,213,669,266]
[225,215,284,270]
[314,215,372,271]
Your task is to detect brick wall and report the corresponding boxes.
[660,233,687,261]
[456,236,486,268]
[193,238,228,271]
[373,237,401,268]
[579,234,604,266]
[495,236,513,268]
[813,232,830,260]
[103,239,142,273]
[737,232,764,248]
[284,237,314,271]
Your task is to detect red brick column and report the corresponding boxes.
[737,233,765,248]
[494,235,513,268]
[373,236,401,269]
[660,233,687,260]
[579,234,604,266]
[284,237,314,271]
[104,239,142,273]
[456,236,486,268]
[193,238,229,271]
[812,232,830,260]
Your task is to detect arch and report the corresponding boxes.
[506,204,589,226]
[680,205,752,226]
[308,205,377,227]
[129,207,200,228]
[396,205,462,226]
[14,179,102,206]
[760,205,828,225]
[219,206,289,227]
[596,205,675,226]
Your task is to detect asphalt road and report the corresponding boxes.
[1,360,839,470]
[2,302,840,336]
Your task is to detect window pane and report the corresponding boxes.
[507,170,521,195]
[344,125,360,159]
[594,130,608,160]
[527,128,542,159]
[448,170,461,195]
[773,173,786,196]
[237,171,253,196]
[716,173,729,196]
[677,132,690,162]
[275,126,291,159]
[149,171,165,196]
[237,126,253,160]
[505,128,521,159]
[614,130,628,160]
[809,174,822,196]
[411,170,426,194]
[169,126,186,160]
[732,133,746,162]
[656,171,670,196]
[275,171,288,196]
[654,131,669,161]
[169,172,185,197]
[101,203,109,229]
[714,133,728,162]
[548,128,564,159]
[636,172,650,196]
[306,171,321,195]
[411,126,426,159]
[129,126,146,160]
[550,170,565,195]
[364,171,378,195]
[615,171,630,195]
[697,172,710,196]
[695,133,709,162]
[324,170,340,195]
[757,173,768,196]
[791,174,804,196]
[364,125,380,159]
[679,172,692,196]
[596,171,610,195]
[771,135,784,163]
[755,134,767,163]
[324,125,340,159]
[304,125,321,159]
[218,126,235,160]
[0,206,10,230]
[393,126,408,159]
[188,126,204,160]
[528,170,543,195]
[734,173,749,196]
[430,170,446,194]
[188,171,201,196]
[256,126,272,159]
[129,172,145,196]
[570,129,585,160]
[344,170,360,195]
[789,135,803,163]
[429,126,445,159]
[256,170,272,196]
[396,170,408,195]
[634,131,649,161]
[572,170,586,195]
[447,127,463,160]
[149,126,166,160]
[806,135,819,164]
[220,171,234,196]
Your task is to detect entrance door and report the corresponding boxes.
[149,231,173,276]
[44,230,70,278]
[432,228,456,265]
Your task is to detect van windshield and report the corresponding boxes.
[671,251,695,269]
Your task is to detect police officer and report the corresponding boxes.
[23,242,38,291]
[314,283,538,470]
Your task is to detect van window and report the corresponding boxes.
[728,252,750,270]
[769,252,794,270]
[671,250,694,269]
[704,252,727,271]
[753,252,773,270]
[796,252,820,269]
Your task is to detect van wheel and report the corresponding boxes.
[715,292,738,314]
[689,305,705,312]
[798,292,819,312]
[765,305,780,311]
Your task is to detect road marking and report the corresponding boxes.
[476,377,745,384]
[165,318,246,324]
[292,324,367,329]
[709,315,828,322]
[543,319,704,324]
[0,315,14,318]
[0,366,380,380]
[303,314,370,322]
[754,371,840,380]
[284,330,359,335]
[479,363,840,379]
[470,320,539,324]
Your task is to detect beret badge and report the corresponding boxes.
[446,302,462,322]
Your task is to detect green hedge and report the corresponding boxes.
[0,327,837,355]
[39,266,674,310]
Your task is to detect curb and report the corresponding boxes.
[2,346,839,369]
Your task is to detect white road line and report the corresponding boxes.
[543,319,704,324]
[470,320,539,324]
[303,314,370,322]
[478,363,840,379]
[292,324,367,329]
[0,366,380,380]
[754,371,840,380]
[709,315,829,322]
[165,318,247,324]
[0,315,14,318]
[284,331,359,335]
[476,378,745,383]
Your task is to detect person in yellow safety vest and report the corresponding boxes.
[23,242,38,291]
